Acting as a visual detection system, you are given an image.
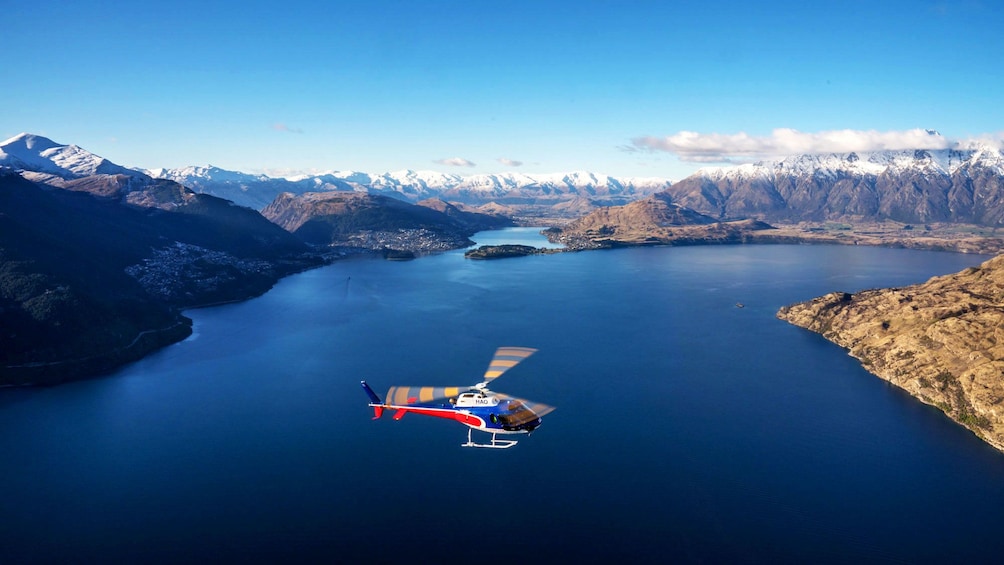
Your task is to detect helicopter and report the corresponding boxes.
[361,346,555,449]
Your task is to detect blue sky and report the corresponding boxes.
[4,0,1002,179]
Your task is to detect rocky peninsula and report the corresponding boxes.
[545,193,1004,254]
[777,253,1004,452]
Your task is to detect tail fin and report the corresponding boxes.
[360,381,384,419]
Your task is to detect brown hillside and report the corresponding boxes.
[777,254,1004,451]
[548,194,772,249]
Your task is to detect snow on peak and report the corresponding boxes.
[2,132,62,153]
[698,162,775,182]
[694,145,1004,182]
[147,165,268,184]
[0,133,140,179]
[3,133,679,207]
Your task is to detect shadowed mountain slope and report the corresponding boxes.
[262,191,513,251]
[0,167,315,385]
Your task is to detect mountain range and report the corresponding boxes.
[663,146,1004,225]
[0,133,673,213]
[11,132,1003,227]
[145,165,673,212]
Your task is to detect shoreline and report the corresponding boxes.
[6,224,1002,388]
[776,254,1004,455]
[0,254,334,388]
[1,319,194,387]
[546,221,1004,255]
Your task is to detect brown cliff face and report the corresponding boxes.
[777,254,1004,451]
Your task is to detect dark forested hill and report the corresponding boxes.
[262,191,513,251]
[0,170,317,385]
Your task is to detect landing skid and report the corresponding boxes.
[462,428,517,449]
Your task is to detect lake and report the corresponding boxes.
[3,230,1004,564]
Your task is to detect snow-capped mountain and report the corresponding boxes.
[696,147,1003,183]
[146,166,672,211]
[17,130,1004,226]
[663,145,1004,225]
[1,133,670,213]
[0,133,142,180]
[140,165,357,210]
[146,165,270,185]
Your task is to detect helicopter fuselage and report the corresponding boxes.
[367,390,542,435]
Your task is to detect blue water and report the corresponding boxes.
[469,226,565,249]
[3,231,1003,564]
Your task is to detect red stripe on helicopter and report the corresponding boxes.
[387,406,484,428]
[452,412,485,427]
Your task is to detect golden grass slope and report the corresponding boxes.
[777,254,1004,451]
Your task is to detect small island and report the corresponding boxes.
[382,248,416,261]
[464,244,550,259]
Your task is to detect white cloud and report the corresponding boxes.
[497,157,523,167]
[631,128,964,163]
[959,131,1004,149]
[434,157,476,167]
[272,123,304,134]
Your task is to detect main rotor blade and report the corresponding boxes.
[383,385,470,405]
[482,346,538,383]
[495,393,556,426]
